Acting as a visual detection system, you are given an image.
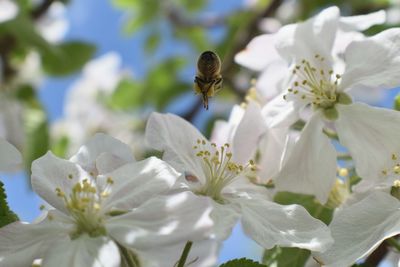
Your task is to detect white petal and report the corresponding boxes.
[140,239,219,267]
[339,10,386,32]
[276,6,339,64]
[210,105,245,145]
[275,113,337,203]
[234,34,280,71]
[257,127,288,183]
[106,192,213,250]
[340,28,400,91]
[336,103,400,181]
[42,236,120,267]
[0,0,18,23]
[0,137,22,171]
[256,60,288,102]
[0,221,70,267]
[145,112,206,183]
[232,101,266,164]
[239,197,333,251]
[313,191,400,267]
[209,201,241,240]
[100,157,180,211]
[261,93,301,128]
[70,133,135,175]
[31,151,89,213]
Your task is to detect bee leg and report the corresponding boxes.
[194,76,205,95]
[202,93,209,110]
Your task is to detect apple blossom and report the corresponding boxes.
[0,133,212,267]
[257,8,400,203]
[145,112,333,252]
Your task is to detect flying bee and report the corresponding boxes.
[194,51,223,110]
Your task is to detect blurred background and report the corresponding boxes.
[1,0,400,264]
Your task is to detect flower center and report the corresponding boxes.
[283,56,352,120]
[192,139,255,203]
[55,176,114,239]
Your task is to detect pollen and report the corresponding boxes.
[192,140,256,202]
[54,176,113,238]
[283,55,344,111]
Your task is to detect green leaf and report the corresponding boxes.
[51,136,69,158]
[0,15,53,53]
[394,93,400,111]
[112,0,137,8]
[273,192,334,224]
[23,105,49,174]
[144,31,161,54]
[219,258,267,267]
[108,79,144,110]
[262,246,310,267]
[179,0,207,12]
[42,41,96,76]
[0,181,19,227]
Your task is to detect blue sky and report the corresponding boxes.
[2,0,262,264]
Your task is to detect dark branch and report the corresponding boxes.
[31,0,56,20]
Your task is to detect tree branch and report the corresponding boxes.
[31,0,56,20]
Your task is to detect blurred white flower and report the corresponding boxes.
[53,52,145,158]
[14,51,44,87]
[0,133,213,266]
[0,96,25,151]
[35,2,69,43]
[146,112,333,252]
[0,136,22,171]
[0,0,18,24]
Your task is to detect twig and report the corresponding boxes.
[31,0,56,20]
[176,241,193,267]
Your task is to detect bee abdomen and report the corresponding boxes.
[197,51,221,78]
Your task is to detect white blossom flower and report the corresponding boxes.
[35,2,69,43]
[235,7,386,103]
[0,137,21,171]
[52,53,145,158]
[145,112,333,252]
[313,191,400,267]
[0,133,213,267]
[257,7,400,203]
[0,0,18,24]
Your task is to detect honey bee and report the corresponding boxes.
[194,51,223,110]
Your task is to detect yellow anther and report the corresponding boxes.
[68,174,73,179]
[392,154,397,160]
[394,165,400,174]
[107,177,114,184]
[202,140,206,145]
[394,180,400,188]
[382,169,388,175]
[40,205,46,210]
[338,168,348,177]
